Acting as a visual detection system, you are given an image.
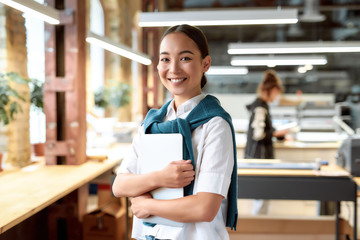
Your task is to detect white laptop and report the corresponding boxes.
[140,133,184,227]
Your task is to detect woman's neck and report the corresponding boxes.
[173,93,202,112]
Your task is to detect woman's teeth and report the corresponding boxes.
[170,78,185,83]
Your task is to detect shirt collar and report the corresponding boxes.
[166,93,206,119]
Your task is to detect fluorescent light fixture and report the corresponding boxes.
[228,41,360,54]
[206,66,248,75]
[231,55,327,66]
[0,0,61,25]
[297,66,307,73]
[139,9,298,27]
[86,32,152,66]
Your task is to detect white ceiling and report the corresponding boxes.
[165,0,360,95]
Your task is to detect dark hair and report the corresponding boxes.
[257,70,284,96]
[162,24,209,88]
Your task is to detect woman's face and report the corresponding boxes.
[269,87,281,102]
[157,32,211,107]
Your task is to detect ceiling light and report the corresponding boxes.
[304,64,313,70]
[86,32,152,66]
[138,9,298,27]
[297,66,307,73]
[0,0,64,25]
[231,55,327,66]
[206,66,248,75]
[228,41,360,54]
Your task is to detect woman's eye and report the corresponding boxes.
[160,58,169,62]
[181,57,191,61]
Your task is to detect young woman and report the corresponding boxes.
[244,69,288,215]
[244,69,288,159]
[112,24,238,240]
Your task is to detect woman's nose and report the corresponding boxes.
[169,61,180,73]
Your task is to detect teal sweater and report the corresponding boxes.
[142,95,238,230]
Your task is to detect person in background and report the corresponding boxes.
[244,69,289,214]
[112,24,238,240]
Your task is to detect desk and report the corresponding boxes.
[237,166,357,240]
[0,143,130,234]
[236,135,341,164]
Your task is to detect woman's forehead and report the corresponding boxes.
[160,32,199,53]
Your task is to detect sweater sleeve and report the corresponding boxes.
[251,106,267,141]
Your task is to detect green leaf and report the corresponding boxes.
[9,101,23,119]
[29,78,44,111]
[0,72,28,125]
[7,72,30,84]
[0,108,9,125]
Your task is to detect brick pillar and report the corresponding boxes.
[44,1,88,239]
[0,6,6,72]
[1,5,31,167]
[44,0,86,165]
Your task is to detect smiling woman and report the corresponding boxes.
[112,24,238,240]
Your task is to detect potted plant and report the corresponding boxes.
[0,72,28,171]
[29,78,44,112]
[94,81,131,111]
[28,78,45,156]
[91,81,131,139]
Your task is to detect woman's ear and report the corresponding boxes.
[202,55,211,72]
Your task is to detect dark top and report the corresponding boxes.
[244,97,275,159]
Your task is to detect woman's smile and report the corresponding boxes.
[169,78,186,82]
[169,77,187,83]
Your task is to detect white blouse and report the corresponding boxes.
[118,93,234,240]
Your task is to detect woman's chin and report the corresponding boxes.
[169,89,186,97]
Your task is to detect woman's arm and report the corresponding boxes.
[130,118,233,223]
[112,125,195,198]
[112,160,195,197]
[131,192,223,223]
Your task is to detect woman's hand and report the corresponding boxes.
[158,160,195,188]
[273,129,289,138]
[130,193,153,219]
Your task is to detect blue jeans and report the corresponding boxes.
[145,236,159,240]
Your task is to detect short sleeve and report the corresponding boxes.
[195,117,234,198]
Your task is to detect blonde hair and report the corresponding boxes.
[257,70,284,97]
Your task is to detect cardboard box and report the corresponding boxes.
[97,183,118,208]
[83,202,126,240]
